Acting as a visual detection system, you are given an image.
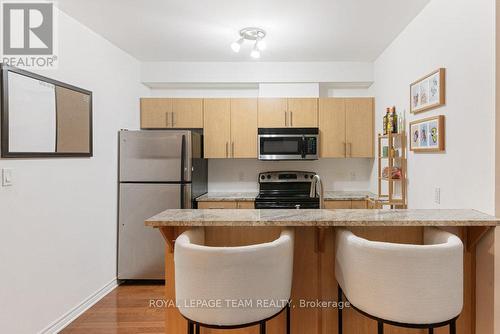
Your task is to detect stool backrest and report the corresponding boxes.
[335,227,463,325]
[175,227,294,326]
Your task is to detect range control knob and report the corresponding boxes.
[260,175,265,180]
[304,174,309,179]
[267,175,271,179]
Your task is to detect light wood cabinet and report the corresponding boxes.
[324,200,369,209]
[141,98,203,128]
[319,98,346,157]
[258,98,288,127]
[197,201,255,209]
[230,99,258,158]
[346,98,374,157]
[324,200,352,209]
[258,98,318,128]
[140,98,172,128]
[203,99,231,158]
[204,98,258,159]
[287,98,318,127]
[171,98,203,128]
[319,97,374,158]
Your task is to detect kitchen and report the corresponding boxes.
[0,0,499,334]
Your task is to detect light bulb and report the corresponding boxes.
[231,38,243,53]
[250,48,261,59]
[251,42,261,58]
[256,39,266,51]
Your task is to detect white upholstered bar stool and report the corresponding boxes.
[335,227,463,334]
[174,227,295,334]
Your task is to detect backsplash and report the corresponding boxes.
[208,159,374,192]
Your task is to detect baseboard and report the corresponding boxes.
[39,278,119,334]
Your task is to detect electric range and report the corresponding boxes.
[254,171,320,209]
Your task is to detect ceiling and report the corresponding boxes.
[56,0,431,62]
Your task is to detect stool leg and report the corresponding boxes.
[449,320,456,334]
[378,321,384,334]
[187,321,193,334]
[286,303,291,334]
[260,320,266,334]
[338,284,343,334]
[195,323,200,334]
[429,327,434,334]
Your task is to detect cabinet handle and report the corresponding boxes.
[290,111,293,127]
[343,142,347,157]
[166,112,170,127]
[284,111,288,127]
[231,142,235,158]
[171,112,175,127]
[225,142,228,158]
[348,143,352,157]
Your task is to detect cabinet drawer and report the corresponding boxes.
[237,201,255,209]
[324,200,352,209]
[198,201,238,209]
[351,200,368,209]
[197,201,255,209]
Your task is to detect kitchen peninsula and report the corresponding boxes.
[146,209,499,334]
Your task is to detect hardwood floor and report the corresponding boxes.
[62,283,166,334]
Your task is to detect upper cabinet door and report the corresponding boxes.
[171,99,203,128]
[287,98,318,127]
[258,98,288,128]
[203,99,231,158]
[319,98,346,158]
[140,98,172,128]
[230,98,258,158]
[345,98,374,158]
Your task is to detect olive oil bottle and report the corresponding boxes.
[383,108,390,135]
[391,106,398,133]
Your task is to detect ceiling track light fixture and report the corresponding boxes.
[231,27,266,58]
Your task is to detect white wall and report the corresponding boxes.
[0,9,147,334]
[372,0,495,213]
[141,61,374,85]
[208,159,374,192]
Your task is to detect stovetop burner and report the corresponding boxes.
[255,171,319,209]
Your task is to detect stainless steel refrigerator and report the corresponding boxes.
[118,130,207,280]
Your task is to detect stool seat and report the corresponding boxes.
[335,227,463,325]
[175,227,294,327]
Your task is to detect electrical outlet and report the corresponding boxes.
[349,171,356,181]
[434,187,440,204]
[2,168,13,186]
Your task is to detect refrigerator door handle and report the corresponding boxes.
[180,134,186,182]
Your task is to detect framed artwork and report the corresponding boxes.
[410,68,446,114]
[409,115,445,152]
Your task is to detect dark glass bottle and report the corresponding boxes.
[383,108,390,135]
[391,107,398,133]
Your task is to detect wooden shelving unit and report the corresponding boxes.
[376,132,407,209]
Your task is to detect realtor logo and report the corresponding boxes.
[1,2,57,68]
[3,2,53,54]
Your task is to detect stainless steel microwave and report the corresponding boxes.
[258,128,319,160]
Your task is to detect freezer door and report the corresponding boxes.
[118,183,184,279]
[119,130,192,182]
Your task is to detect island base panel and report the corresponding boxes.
[160,226,476,334]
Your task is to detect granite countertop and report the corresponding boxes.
[324,191,376,201]
[196,191,376,202]
[145,209,500,227]
[196,192,259,202]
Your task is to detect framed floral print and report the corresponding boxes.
[410,68,446,114]
[409,115,445,152]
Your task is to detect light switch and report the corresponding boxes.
[434,187,440,204]
[2,168,13,186]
